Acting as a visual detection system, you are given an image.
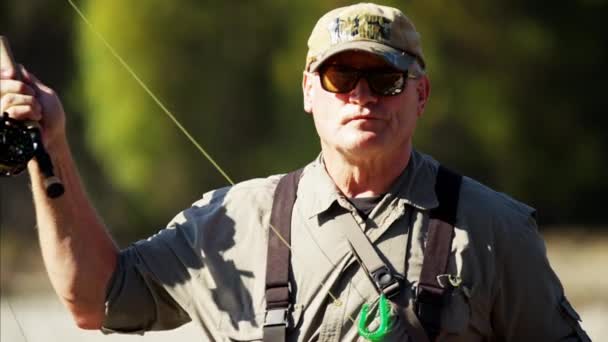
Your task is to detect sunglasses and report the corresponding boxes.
[318,65,418,96]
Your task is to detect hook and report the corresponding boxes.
[357,293,392,341]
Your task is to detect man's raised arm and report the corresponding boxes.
[1,66,118,329]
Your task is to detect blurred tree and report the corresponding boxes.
[76,0,320,239]
[2,0,606,244]
[72,0,608,233]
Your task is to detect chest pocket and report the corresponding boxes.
[440,287,471,334]
[437,286,490,342]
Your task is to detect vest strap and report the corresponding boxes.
[416,165,462,341]
[263,169,303,342]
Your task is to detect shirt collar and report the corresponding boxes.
[298,154,342,218]
[298,150,439,219]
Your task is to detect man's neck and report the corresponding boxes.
[322,145,412,198]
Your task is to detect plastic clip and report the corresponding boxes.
[357,293,392,341]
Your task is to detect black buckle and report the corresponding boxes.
[264,306,290,328]
[416,286,443,305]
[371,266,401,298]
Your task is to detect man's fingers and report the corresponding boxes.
[20,65,35,83]
[0,66,41,121]
[1,93,41,113]
[0,78,37,97]
[1,91,43,123]
[0,67,15,79]
[20,65,50,94]
[2,105,42,122]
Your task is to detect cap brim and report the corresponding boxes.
[308,40,416,72]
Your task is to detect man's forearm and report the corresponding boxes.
[29,138,118,329]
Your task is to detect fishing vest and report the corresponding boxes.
[263,165,462,342]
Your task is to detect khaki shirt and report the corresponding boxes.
[102,150,589,341]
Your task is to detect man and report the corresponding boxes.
[0,3,591,341]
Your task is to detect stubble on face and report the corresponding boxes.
[306,51,422,163]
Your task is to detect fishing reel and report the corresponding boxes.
[0,112,38,176]
[0,112,64,197]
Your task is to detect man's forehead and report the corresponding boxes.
[324,51,394,68]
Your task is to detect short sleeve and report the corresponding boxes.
[101,243,192,334]
[100,190,224,334]
[491,215,591,341]
[100,181,273,338]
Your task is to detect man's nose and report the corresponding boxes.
[348,78,378,105]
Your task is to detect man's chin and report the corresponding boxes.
[341,136,387,155]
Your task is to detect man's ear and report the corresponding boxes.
[302,71,314,114]
[416,75,431,117]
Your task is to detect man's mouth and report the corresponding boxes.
[344,114,381,124]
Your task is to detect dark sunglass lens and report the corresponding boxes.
[368,72,405,96]
[321,66,359,93]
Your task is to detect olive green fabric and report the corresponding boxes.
[102,150,589,341]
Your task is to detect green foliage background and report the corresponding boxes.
[2,0,607,241]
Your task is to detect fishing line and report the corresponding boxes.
[64,0,376,327]
[66,0,233,185]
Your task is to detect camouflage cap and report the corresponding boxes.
[305,3,425,72]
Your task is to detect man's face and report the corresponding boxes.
[303,51,430,162]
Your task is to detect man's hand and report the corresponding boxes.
[0,66,67,150]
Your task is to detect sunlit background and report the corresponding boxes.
[1,0,607,341]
